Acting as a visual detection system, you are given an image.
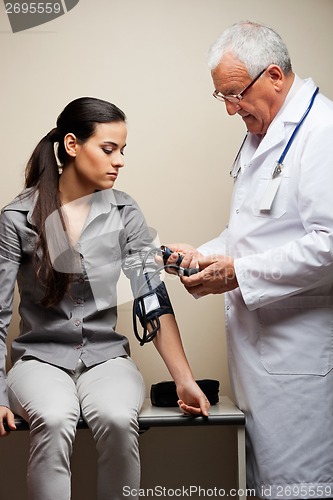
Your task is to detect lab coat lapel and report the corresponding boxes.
[251,120,286,164]
[249,78,317,166]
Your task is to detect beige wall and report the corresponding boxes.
[1,0,332,498]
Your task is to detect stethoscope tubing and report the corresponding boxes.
[277,86,319,167]
[230,86,319,180]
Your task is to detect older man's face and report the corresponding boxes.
[211,52,282,136]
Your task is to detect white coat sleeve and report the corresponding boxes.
[197,227,228,256]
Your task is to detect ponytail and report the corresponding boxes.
[25,128,71,307]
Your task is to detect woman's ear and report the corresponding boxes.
[64,133,78,158]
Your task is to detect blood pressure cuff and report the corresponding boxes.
[135,281,174,326]
[150,379,220,407]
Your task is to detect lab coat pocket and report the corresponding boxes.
[252,174,289,219]
[259,296,333,375]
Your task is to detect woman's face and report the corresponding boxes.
[62,121,127,196]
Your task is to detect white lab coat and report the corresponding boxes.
[198,77,333,499]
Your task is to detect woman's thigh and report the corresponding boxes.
[77,356,146,425]
[7,359,81,424]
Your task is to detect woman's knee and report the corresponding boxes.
[30,408,79,438]
[90,408,139,442]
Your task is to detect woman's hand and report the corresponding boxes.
[176,379,210,416]
[0,406,16,437]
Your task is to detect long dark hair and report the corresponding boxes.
[25,97,126,307]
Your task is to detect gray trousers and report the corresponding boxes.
[7,356,146,500]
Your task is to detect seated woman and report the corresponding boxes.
[0,97,209,500]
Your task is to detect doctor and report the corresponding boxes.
[168,21,333,499]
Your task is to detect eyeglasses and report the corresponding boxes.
[213,67,267,104]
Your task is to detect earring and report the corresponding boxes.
[54,143,63,174]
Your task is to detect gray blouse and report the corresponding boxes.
[0,187,161,407]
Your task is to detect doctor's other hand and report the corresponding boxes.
[181,254,239,297]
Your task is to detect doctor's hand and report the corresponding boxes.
[157,243,202,275]
[181,255,239,297]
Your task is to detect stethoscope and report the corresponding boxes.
[230,86,319,181]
